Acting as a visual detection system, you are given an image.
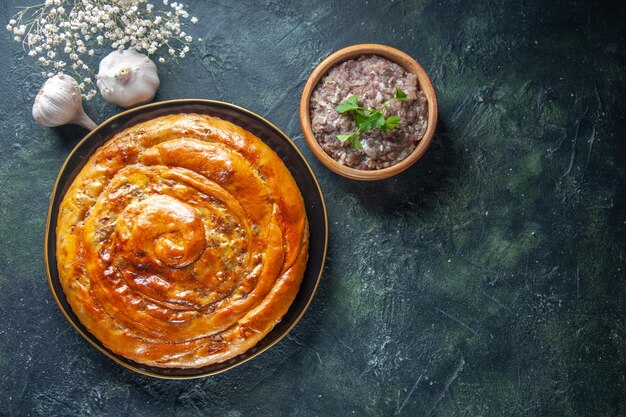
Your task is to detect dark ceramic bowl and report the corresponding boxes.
[44,99,328,379]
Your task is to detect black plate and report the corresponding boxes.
[44,100,328,379]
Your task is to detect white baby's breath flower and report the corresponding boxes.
[8,0,199,99]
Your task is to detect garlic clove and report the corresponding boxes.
[72,109,98,130]
[32,73,97,130]
[96,49,160,108]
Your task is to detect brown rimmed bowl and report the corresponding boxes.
[44,99,328,379]
[300,44,438,181]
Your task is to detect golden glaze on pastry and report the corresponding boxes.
[56,114,309,368]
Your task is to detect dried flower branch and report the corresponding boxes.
[6,0,200,100]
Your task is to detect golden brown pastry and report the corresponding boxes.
[56,113,309,368]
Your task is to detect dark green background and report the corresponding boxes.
[0,0,624,416]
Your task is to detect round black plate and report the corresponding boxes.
[44,99,328,379]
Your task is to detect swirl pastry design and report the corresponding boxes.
[56,114,309,368]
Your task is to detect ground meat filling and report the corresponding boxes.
[310,55,428,170]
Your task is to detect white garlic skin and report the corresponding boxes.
[32,73,97,130]
[96,49,160,108]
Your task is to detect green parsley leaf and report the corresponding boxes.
[337,132,362,149]
[357,109,385,132]
[371,110,386,129]
[337,133,355,142]
[335,87,406,145]
[395,88,408,101]
[382,115,401,133]
[335,95,361,113]
[354,109,369,129]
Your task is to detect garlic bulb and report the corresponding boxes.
[32,73,97,130]
[96,50,160,108]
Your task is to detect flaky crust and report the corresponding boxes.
[56,114,309,368]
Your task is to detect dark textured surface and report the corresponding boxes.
[0,0,625,416]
